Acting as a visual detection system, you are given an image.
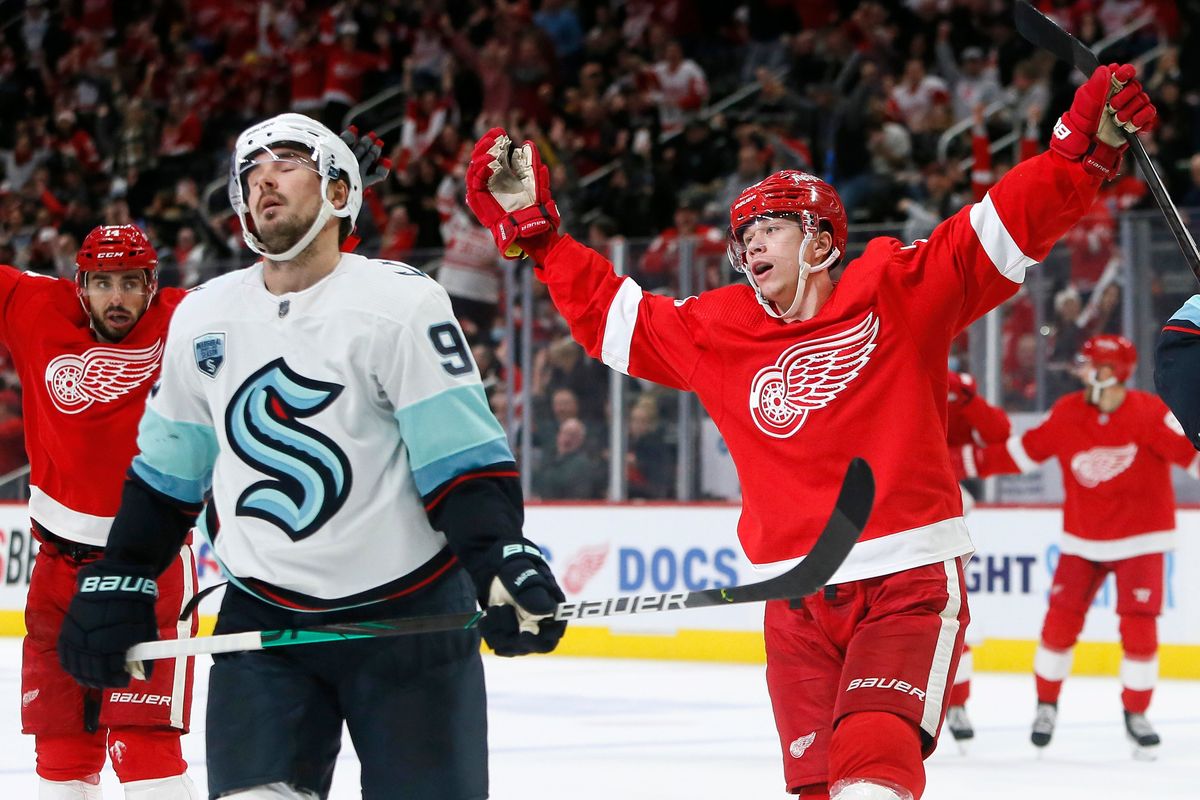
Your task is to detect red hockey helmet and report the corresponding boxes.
[1078,334,1136,382]
[726,170,848,270]
[75,224,159,311]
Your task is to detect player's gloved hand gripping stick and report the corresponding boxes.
[126,458,874,664]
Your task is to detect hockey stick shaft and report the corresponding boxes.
[1014,1,1200,282]
[127,458,873,662]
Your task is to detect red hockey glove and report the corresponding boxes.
[1049,63,1156,180]
[465,128,560,259]
[947,371,977,408]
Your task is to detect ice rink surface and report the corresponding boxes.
[1,639,1197,798]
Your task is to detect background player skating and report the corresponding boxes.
[962,335,1196,758]
[465,64,1154,800]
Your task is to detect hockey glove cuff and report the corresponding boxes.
[58,561,159,689]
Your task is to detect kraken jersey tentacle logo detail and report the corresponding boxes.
[749,313,879,438]
[44,341,164,414]
[225,358,352,541]
[1070,443,1138,488]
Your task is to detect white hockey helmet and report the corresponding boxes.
[228,112,362,261]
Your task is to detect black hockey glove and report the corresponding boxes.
[478,542,567,657]
[58,561,159,689]
[340,125,391,189]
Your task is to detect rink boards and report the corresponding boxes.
[0,503,1197,678]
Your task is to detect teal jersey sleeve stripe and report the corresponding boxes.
[130,457,213,505]
[1170,295,1200,327]
[132,407,219,504]
[410,437,515,497]
[395,383,512,470]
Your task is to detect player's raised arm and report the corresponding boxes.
[895,64,1156,346]
[464,128,705,391]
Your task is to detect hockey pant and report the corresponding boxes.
[22,533,198,784]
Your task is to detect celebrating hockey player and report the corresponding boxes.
[57,113,567,799]
[962,335,1196,758]
[464,63,1154,799]
[943,369,1011,746]
[4,225,200,800]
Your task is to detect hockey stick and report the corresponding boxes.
[127,458,873,663]
[1014,1,1200,282]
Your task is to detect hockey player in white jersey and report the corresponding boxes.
[56,112,567,799]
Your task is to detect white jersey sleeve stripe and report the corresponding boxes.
[969,194,1037,283]
[130,408,219,503]
[600,277,643,376]
[1005,434,1040,473]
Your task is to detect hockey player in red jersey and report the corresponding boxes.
[961,335,1196,758]
[943,369,1011,746]
[464,63,1155,798]
[6,225,199,799]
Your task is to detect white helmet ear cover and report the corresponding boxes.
[228,113,362,260]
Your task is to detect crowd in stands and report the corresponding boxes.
[0,0,1196,498]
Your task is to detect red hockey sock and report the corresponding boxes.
[1036,676,1064,705]
[828,712,925,799]
[35,733,106,782]
[106,727,188,783]
[948,681,970,707]
[798,784,830,799]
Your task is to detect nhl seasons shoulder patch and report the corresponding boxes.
[194,333,226,378]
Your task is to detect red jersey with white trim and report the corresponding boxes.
[533,151,1101,580]
[970,389,1197,558]
[0,265,185,546]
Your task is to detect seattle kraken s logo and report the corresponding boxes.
[226,359,352,541]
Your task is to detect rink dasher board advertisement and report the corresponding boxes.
[1,504,1197,676]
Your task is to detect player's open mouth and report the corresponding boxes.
[107,311,131,325]
[752,262,773,277]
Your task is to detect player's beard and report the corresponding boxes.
[258,206,317,256]
[91,302,144,343]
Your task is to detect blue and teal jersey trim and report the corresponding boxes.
[395,384,514,496]
[130,409,218,505]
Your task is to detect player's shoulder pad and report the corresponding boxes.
[345,254,449,315]
[167,268,247,329]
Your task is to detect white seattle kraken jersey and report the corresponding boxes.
[130,254,511,609]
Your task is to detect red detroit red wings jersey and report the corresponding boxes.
[535,151,1101,580]
[0,266,185,545]
[971,390,1198,560]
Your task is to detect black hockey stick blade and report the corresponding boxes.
[1014,1,1200,281]
[128,459,873,661]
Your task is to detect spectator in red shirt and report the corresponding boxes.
[321,20,390,129]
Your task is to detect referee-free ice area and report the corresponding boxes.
[1,641,1197,798]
